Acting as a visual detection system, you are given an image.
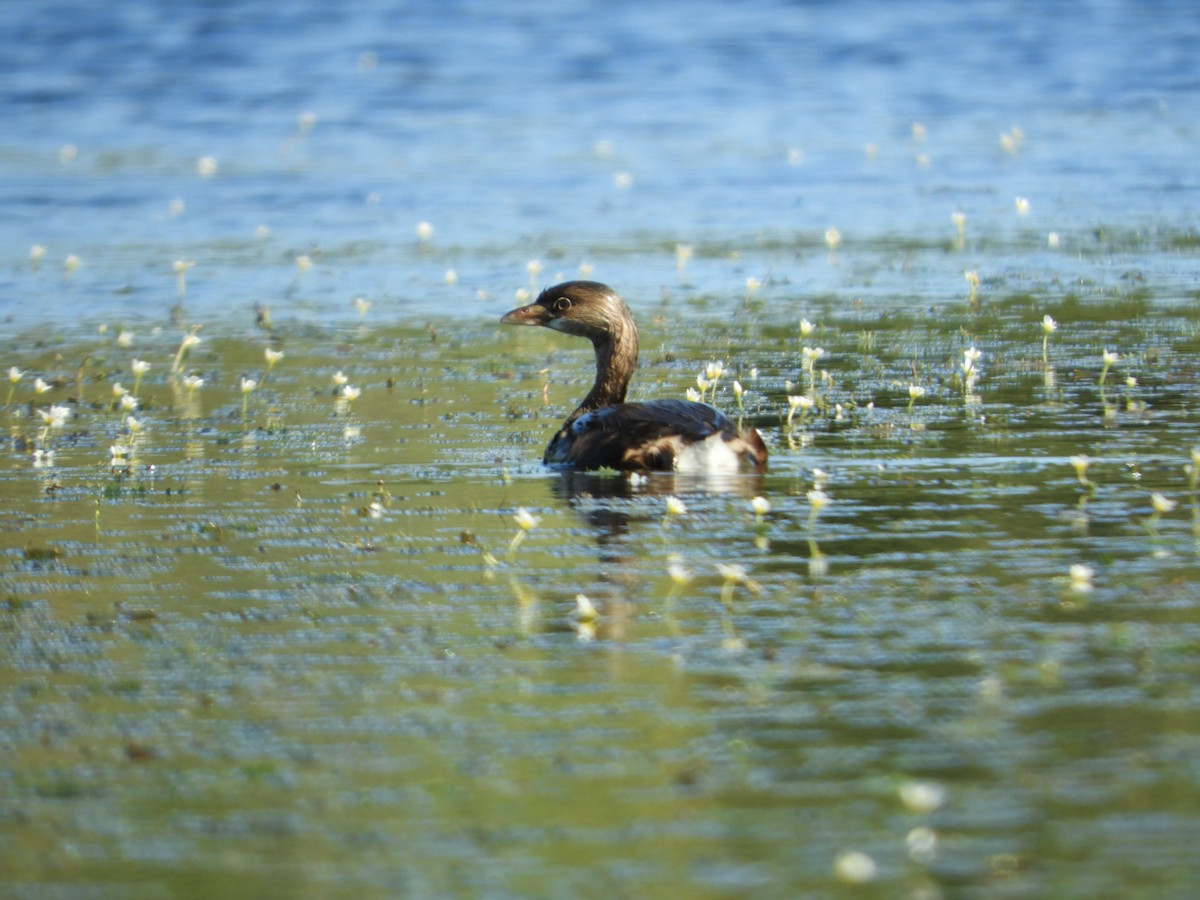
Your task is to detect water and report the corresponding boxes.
[3,1,1200,897]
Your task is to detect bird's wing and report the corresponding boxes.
[546,400,746,471]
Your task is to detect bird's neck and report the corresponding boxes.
[574,316,638,416]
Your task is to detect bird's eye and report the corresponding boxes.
[554,297,572,313]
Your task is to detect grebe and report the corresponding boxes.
[501,281,767,473]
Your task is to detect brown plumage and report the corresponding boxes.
[501,281,768,473]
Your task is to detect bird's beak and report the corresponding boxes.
[500,302,550,327]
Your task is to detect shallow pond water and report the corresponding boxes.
[3,291,1199,898]
[4,0,1200,897]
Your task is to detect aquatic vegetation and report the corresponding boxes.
[131,358,150,397]
[263,348,284,382]
[1041,314,1057,363]
[4,367,21,407]
[173,259,194,297]
[507,506,541,559]
[833,850,877,885]
[172,333,202,374]
[750,495,770,523]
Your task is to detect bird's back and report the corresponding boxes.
[545,399,767,472]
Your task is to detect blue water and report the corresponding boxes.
[1,0,1197,326]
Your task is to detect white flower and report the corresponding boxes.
[239,377,257,394]
[834,851,876,885]
[899,781,945,813]
[799,318,814,337]
[415,221,433,241]
[340,385,361,401]
[131,359,151,376]
[750,496,771,516]
[1102,349,1119,366]
[667,560,692,586]
[332,370,349,387]
[908,384,926,400]
[1041,315,1058,334]
[665,496,688,517]
[1014,196,1030,216]
[119,394,138,412]
[806,489,830,511]
[512,507,541,531]
[1069,455,1091,478]
[574,594,598,622]
[353,297,371,317]
[1069,564,1095,591]
[732,380,744,401]
[125,415,143,432]
[704,361,724,381]
[824,227,842,250]
[172,259,194,275]
[33,377,50,394]
[264,348,284,365]
[685,387,701,402]
[8,367,23,384]
[715,563,747,583]
[182,375,205,390]
[196,156,218,177]
[1150,492,1177,514]
[295,254,312,271]
[117,330,134,348]
[38,405,70,428]
[180,334,202,350]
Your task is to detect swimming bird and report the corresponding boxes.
[501,281,767,473]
